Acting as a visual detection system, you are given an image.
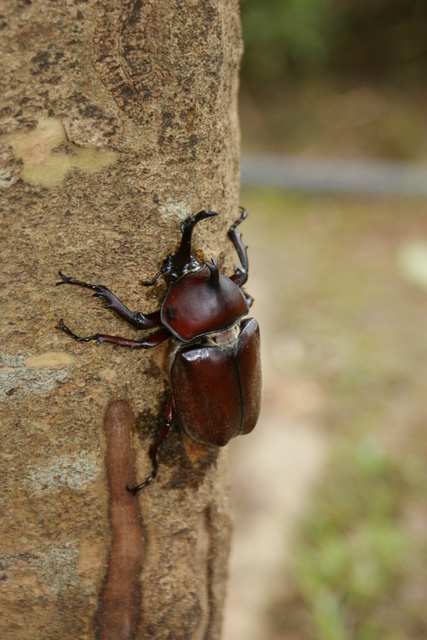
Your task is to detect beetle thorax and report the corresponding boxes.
[161,266,248,342]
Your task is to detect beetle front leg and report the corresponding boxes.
[229,208,249,287]
[56,271,161,330]
[126,396,174,494]
[57,319,170,349]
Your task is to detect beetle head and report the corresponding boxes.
[166,209,218,283]
[142,210,218,287]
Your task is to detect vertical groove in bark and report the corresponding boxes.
[0,1,242,638]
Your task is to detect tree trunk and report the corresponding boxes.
[0,2,242,638]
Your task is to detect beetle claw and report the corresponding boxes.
[55,271,70,286]
[126,474,154,494]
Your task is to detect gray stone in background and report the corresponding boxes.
[241,154,427,196]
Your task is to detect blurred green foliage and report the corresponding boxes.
[240,0,331,83]
[292,437,424,639]
[240,0,427,89]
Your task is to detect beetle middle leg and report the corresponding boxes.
[126,396,174,495]
[229,208,249,287]
[57,319,170,349]
[56,271,161,330]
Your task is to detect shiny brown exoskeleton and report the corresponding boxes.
[56,209,261,493]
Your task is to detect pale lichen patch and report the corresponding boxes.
[0,353,69,399]
[34,544,80,594]
[1,544,80,595]
[26,450,100,494]
[159,200,191,223]
[24,351,75,369]
[3,117,117,187]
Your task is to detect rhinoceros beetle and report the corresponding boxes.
[56,208,261,493]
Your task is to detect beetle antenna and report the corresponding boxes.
[173,210,218,271]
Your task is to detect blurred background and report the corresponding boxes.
[223,2,427,639]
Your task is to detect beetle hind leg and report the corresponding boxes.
[57,319,170,349]
[126,397,174,494]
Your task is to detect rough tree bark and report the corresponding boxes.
[0,2,243,638]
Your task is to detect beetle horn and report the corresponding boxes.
[173,210,218,270]
[206,258,220,290]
